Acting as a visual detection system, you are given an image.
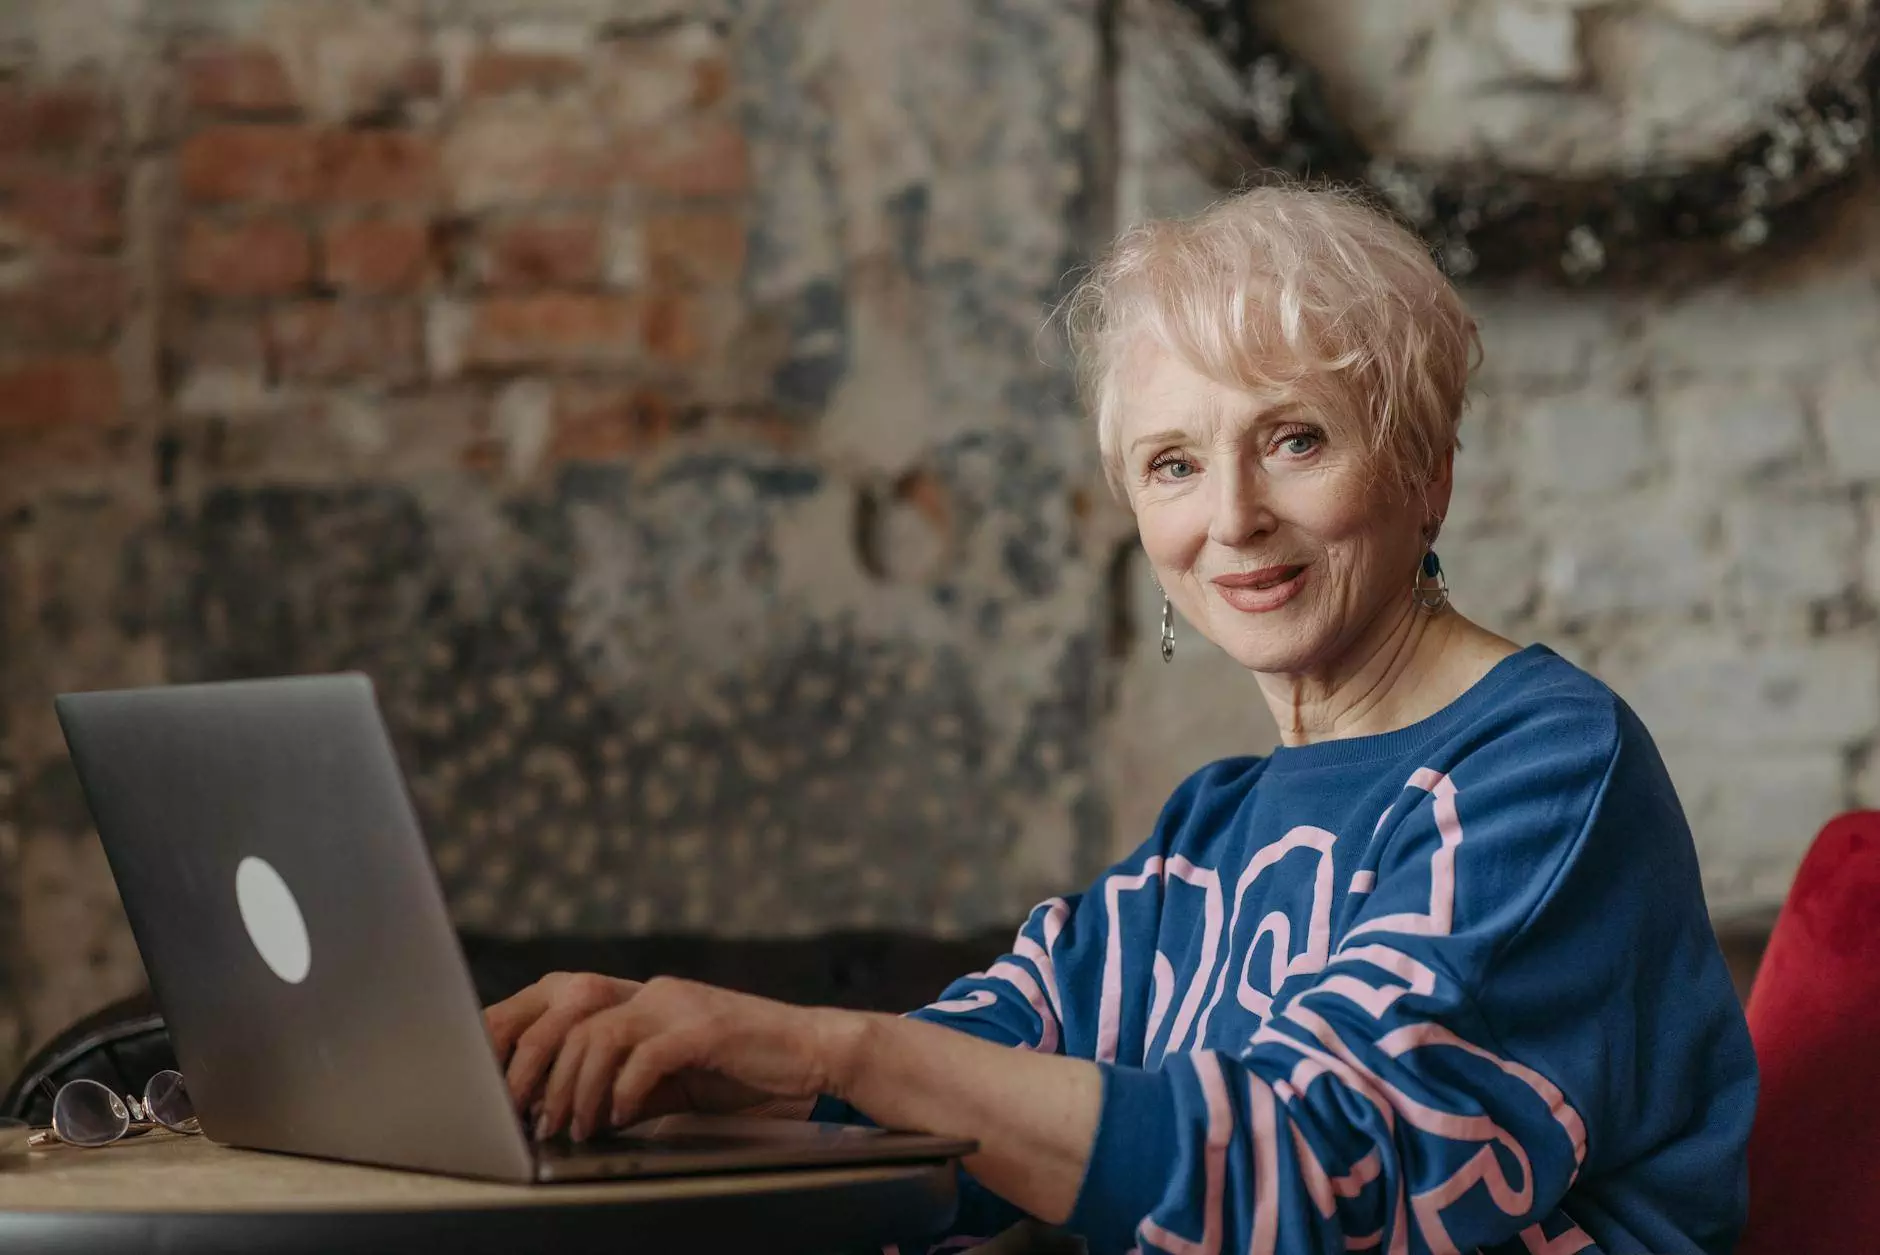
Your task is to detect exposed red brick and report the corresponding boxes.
[180,44,298,115]
[0,423,125,473]
[0,84,119,155]
[617,118,748,196]
[322,217,430,293]
[643,210,746,286]
[442,104,609,209]
[551,386,674,461]
[0,255,124,348]
[0,357,120,427]
[463,50,585,96]
[318,130,440,206]
[266,300,422,382]
[459,436,504,473]
[465,294,641,368]
[0,160,123,248]
[180,217,312,297]
[480,215,602,289]
[180,125,321,205]
[691,56,732,110]
[640,290,700,365]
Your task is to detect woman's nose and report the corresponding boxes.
[1206,460,1273,547]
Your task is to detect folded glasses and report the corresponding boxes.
[22,1069,199,1149]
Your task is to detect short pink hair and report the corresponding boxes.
[1060,183,1481,499]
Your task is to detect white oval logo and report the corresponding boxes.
[235,856,311,985]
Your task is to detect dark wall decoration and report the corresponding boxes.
[1169,0,1880,286]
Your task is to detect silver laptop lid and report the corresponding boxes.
[55,674,535,1182]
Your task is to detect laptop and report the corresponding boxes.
[53,673,975,1183]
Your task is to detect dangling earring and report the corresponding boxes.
[1413,545,1450,613]
[1152,577,1175,662]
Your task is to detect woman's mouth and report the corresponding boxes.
[1211,565,1309,612]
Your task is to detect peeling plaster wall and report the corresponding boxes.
[0,0,1203,1077]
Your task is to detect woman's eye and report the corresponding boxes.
[1274,430,1320,457]
[1150,456,1195,480]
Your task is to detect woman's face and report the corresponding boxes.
[1120,347,1447,677]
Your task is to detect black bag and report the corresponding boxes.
[1,988,177,1126]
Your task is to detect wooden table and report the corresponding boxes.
[0,1130,959,1254]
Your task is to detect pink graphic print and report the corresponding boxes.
[1189,825,1337,1047]
[1123,766,1593,1254]
[921,897,1072,1052]
[1268,767,1591,1255]
[1098,856,1224,1065]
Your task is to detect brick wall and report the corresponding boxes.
[0,0,1116,1075]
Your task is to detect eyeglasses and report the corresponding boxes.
[22,1070,199,1149]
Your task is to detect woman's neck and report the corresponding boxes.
[1256,603,1520,747]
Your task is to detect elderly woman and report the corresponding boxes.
[484,186,1756,1255]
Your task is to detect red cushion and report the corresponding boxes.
[1740,811,1880,1254]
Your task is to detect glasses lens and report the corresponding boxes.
[51,1079,129,1148]
[142,1071,197,1133]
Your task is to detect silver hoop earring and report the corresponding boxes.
[1151,577,1175,662]
[1413,547,1450,613]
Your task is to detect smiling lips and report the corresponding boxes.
[1211,564,1309,612]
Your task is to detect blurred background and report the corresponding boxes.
[2,0,1876,1081]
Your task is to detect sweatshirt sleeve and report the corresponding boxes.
[1066,705,1697,1255]
[812,767,1236,1253]
[902,891,1093,1051]
[807,889,1111,1251]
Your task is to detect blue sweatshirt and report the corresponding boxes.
[822,644,1756,1255]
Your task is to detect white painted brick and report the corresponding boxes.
[1442,459,1503,536]
[1722,492,1860,605]
[1468,288,1631,388]
[1444,400,1515,532]
[1443,532,1539,629]
[1852,742,1880,811]
[1610,634,1880,747]
[1645,273,1880,375]
[1490,2,1580,82]
[1661,380,1808,482]
[1819,363,1880,481]
[1657,743,1842,907]
[1516,390,1653,498]
[1863,495,1880,605]
[1541,501,1714,615]
[1649,0,1828,38]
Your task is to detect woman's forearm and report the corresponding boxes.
[819,1010,1103,1223]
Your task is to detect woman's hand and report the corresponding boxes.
[484,971,643,1115]
[532,976,862,1143]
